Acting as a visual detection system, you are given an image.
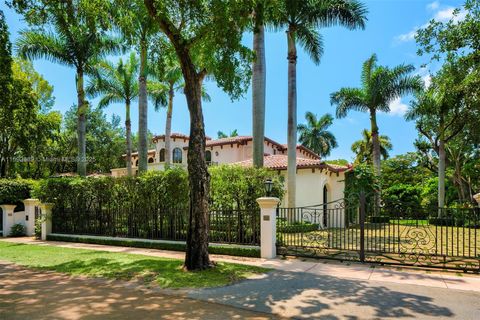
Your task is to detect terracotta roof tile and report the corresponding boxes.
[234,155,350,172]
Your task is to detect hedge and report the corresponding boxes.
[46,234,261,258]
[277,222,319,233]
[0,179,37,208]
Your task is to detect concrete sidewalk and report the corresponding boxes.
[2,237,479,293]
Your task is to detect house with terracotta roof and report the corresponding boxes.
[111,133,351,210]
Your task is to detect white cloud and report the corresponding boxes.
[434,7,467,23]
[422,74,432,88]
[395,29,418,43]
[427,1,440,11]
[417,67,432,88]
[395,4,467,44]
[388,98,409,116]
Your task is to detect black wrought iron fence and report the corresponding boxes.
[52,206,260,246]
[277,195,480,271]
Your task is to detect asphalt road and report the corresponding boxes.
[0,262,278,320]
[189,270,480,319]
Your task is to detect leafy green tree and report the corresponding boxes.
[406,67,468,209]
[115,0,158,174]
[61,105,125,174]
[217,130,239,139]
[331,54,422,178]
[297,112,337,157]
[0,9,12,132]
[13,0,121,176]
[86,53,139,176]
[351,129,392,165]
[0,59,60,177]
[416,0,480,111]
[144,0,254,270]
[273,0,367,207]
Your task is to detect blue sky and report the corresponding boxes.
[1,0,464,161]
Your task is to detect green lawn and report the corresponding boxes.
[0,241,268,289]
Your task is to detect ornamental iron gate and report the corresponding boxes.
[277,193,480,271]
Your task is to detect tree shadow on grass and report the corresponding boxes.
[0,262,275,320]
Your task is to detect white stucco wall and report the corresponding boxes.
[280,168,346,208]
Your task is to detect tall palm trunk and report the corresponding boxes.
[287,27,297,209]
[76,69,87,177]
[370,110,381,176]
[164,85,174,167]
[252,22,266,168]
[138,38,148,174]
[125,100,132,176]
[370,110,381,215]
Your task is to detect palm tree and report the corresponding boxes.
[273,0,367,207]
[150,62,183,167]
[251,1,269,168]
[116,0,158,174]
[351,129,392,165]
[16,3,121,176]
[150,46,211,167]
[86,53,139,176]
[331,54,422,177]
[297,112,337,157]
[217,130,239,139]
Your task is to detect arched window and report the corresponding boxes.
[159,149,165,162]
[148,157,154,163]
[135,160,139,167]
[173,148,182,163]
[206,150,212,163]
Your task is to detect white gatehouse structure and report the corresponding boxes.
[110,133,351,211]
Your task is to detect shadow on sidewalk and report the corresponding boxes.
[190,270,459,319]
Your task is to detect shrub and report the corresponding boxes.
[34,219,42,239]
[0,179,37,207]
[277,222,319,233]
[9,223,26,237]
[46,234,260,258]
[368,216,390,224]
[428,217,455,226]
[209,165,284,210]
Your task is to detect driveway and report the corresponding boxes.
[0,262,278,320]
[189,270,480,319]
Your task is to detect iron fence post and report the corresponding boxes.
[359,192,366,263]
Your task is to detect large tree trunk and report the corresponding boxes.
[143,0,210,271]
[287,28,297,209]
[125,100,132,176]
[76,69,87,177]
[252,21,266,168]
[183,68,211,271]
[164,85,174,167]
[138,39,148,174]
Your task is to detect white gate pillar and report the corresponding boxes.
[1,205,17,237]
[40,203,54,241]
[256,197,280,259]
[474,193,480,208]
[23,199,40,236]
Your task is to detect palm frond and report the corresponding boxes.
[16,30,74,67]
[296,24,324,64]
[330,87,368,118]
[314,0,368,30]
